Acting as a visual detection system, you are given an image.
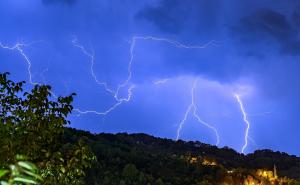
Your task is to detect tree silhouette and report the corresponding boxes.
[0,72,95,185]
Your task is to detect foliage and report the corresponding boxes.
[0,72,96,185]
[0,155,42,185]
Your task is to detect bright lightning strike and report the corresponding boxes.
[176,79,220,146]
[176,103,193,141]
[0,41,59,98]
[71,36,134,116]
[0,42,38,86]
[72,36,219,117]
[117,36,220,97]
[234,94,250,154]
[72,85,134,116]
[71,37,116,96]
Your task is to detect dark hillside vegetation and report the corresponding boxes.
[64,128,300,185]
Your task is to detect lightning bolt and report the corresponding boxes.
[71,37,135,116]
[234,94,250,154]
[72,85,134,116]
[71,37,116,96]
[0,42,38,86]
[1,36,219,118]
[72,35,220,117]
[117,36,220,93]
[0,41,58,98]
[176,79,220,146]
[153,78,169,85]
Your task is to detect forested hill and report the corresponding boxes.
[64,128,300,185]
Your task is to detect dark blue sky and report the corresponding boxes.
[1,0,300,155]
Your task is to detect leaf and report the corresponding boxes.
[0,170,8,178]
[13,176,38,184]
[18,161,37,171]
[9,165,18,176]
[60,167,66,173]
[0,181,8,185]
[15,154,27,161]
[22,169,43,181]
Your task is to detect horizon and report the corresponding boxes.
[1,0,300,156]
[68,127,300,157]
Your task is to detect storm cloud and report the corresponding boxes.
[2,0,300,155]
[136,0,221,35]
[42,0,77,6]
[232,8,300,56]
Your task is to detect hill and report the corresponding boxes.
[64,128,300,185]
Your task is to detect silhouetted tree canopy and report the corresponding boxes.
[0,72,95,185]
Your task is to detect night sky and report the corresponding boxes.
[1,0,300,155]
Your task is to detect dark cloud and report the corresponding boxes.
[241,9,294,40]
[135,0,221,34]
[135,0,189,33]
[42,0,77,6]
[232,8,300,55]
[292,9,300,27]
[281,41,300,55]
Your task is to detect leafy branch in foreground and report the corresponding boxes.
[0,72,96,185]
